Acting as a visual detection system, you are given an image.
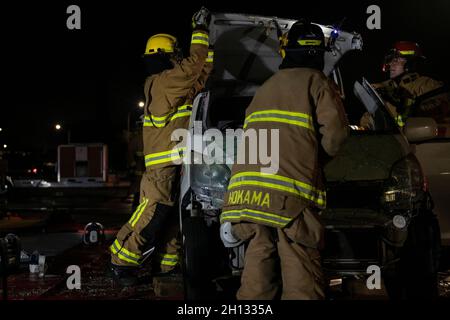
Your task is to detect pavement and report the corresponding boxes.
[2,232,185,300]
[0,189,185,300]
[1,185,449,300]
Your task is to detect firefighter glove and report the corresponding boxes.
[192,7,211,31]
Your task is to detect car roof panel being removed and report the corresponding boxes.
[208,13,363,84]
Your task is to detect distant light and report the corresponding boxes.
[32,168,38,174]
[138,101,145,108]
[0,128,2,132]
[3,144,7,149]
[55,124,62,130]
[331,29,339,39]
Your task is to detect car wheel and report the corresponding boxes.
[182,217,217,300]
[384,211,441,299]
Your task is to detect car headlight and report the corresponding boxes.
[382,155,425,211]
[191,163,231,208]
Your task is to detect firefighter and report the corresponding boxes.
[109,7,214,286]
[220,20,349,299]
[361,41,449,128]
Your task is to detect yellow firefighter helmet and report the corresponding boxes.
[144,33,178,55]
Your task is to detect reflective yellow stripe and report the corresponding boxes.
[396,115,405,127]
[399,50,415,55]
[110,240,141,265]
[298,39,322,46]
[110,244,138,265]
[128,198,146,224]
[145,148,183,158]
[206,50,214,63]
[113,240,141,259]
[191,32,209,46]
[160,254,178,259]
[143,105,191,128]
[230,181,325,207]
[244,109,314,130]
[228,172,326,207]
[149,105,191,121]
[129,197,149,227]
[112,252,139,265]
[159,254,179,266]
[144,147,186,167]
[220,209,292,228]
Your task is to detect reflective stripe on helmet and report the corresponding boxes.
[399,50,415,55]
[228,171,326,207]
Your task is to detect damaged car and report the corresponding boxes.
[178,12,442,300]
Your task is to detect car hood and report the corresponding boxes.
[324,133,409,181]
[209,12,363,83]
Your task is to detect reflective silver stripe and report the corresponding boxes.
[144,148,185,167]
[243,109,314,130]
[206,51,214,63]
[112,240,141,259]
[228,172,326,207]
[129,197,149,227]
[128,197,147,225]
[159,254,179,266]
[191,33,209,45]
[220,209,292,228]
[110,240,141,264]
[143,105,192,128]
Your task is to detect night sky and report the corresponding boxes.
[2,0,450,170]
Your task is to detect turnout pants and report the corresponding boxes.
[110,166,180,272]
[232,207,325,300]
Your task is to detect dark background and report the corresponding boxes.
[1,0,449,172]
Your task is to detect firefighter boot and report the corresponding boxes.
[107,263,139,287]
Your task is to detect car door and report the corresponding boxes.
[412,97,450,242]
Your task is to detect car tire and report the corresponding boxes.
[182,216,217,300]
[384,211,441,299]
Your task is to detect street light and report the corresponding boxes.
[128,101,145,131]
[0,128,2,132]
[3,144,7,149]
[54,123,70,143]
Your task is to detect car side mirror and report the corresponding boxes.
[404,117,438,142]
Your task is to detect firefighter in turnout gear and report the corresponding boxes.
[220,20,349,299]
[361,41,449,128]
[109,7,214,286]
